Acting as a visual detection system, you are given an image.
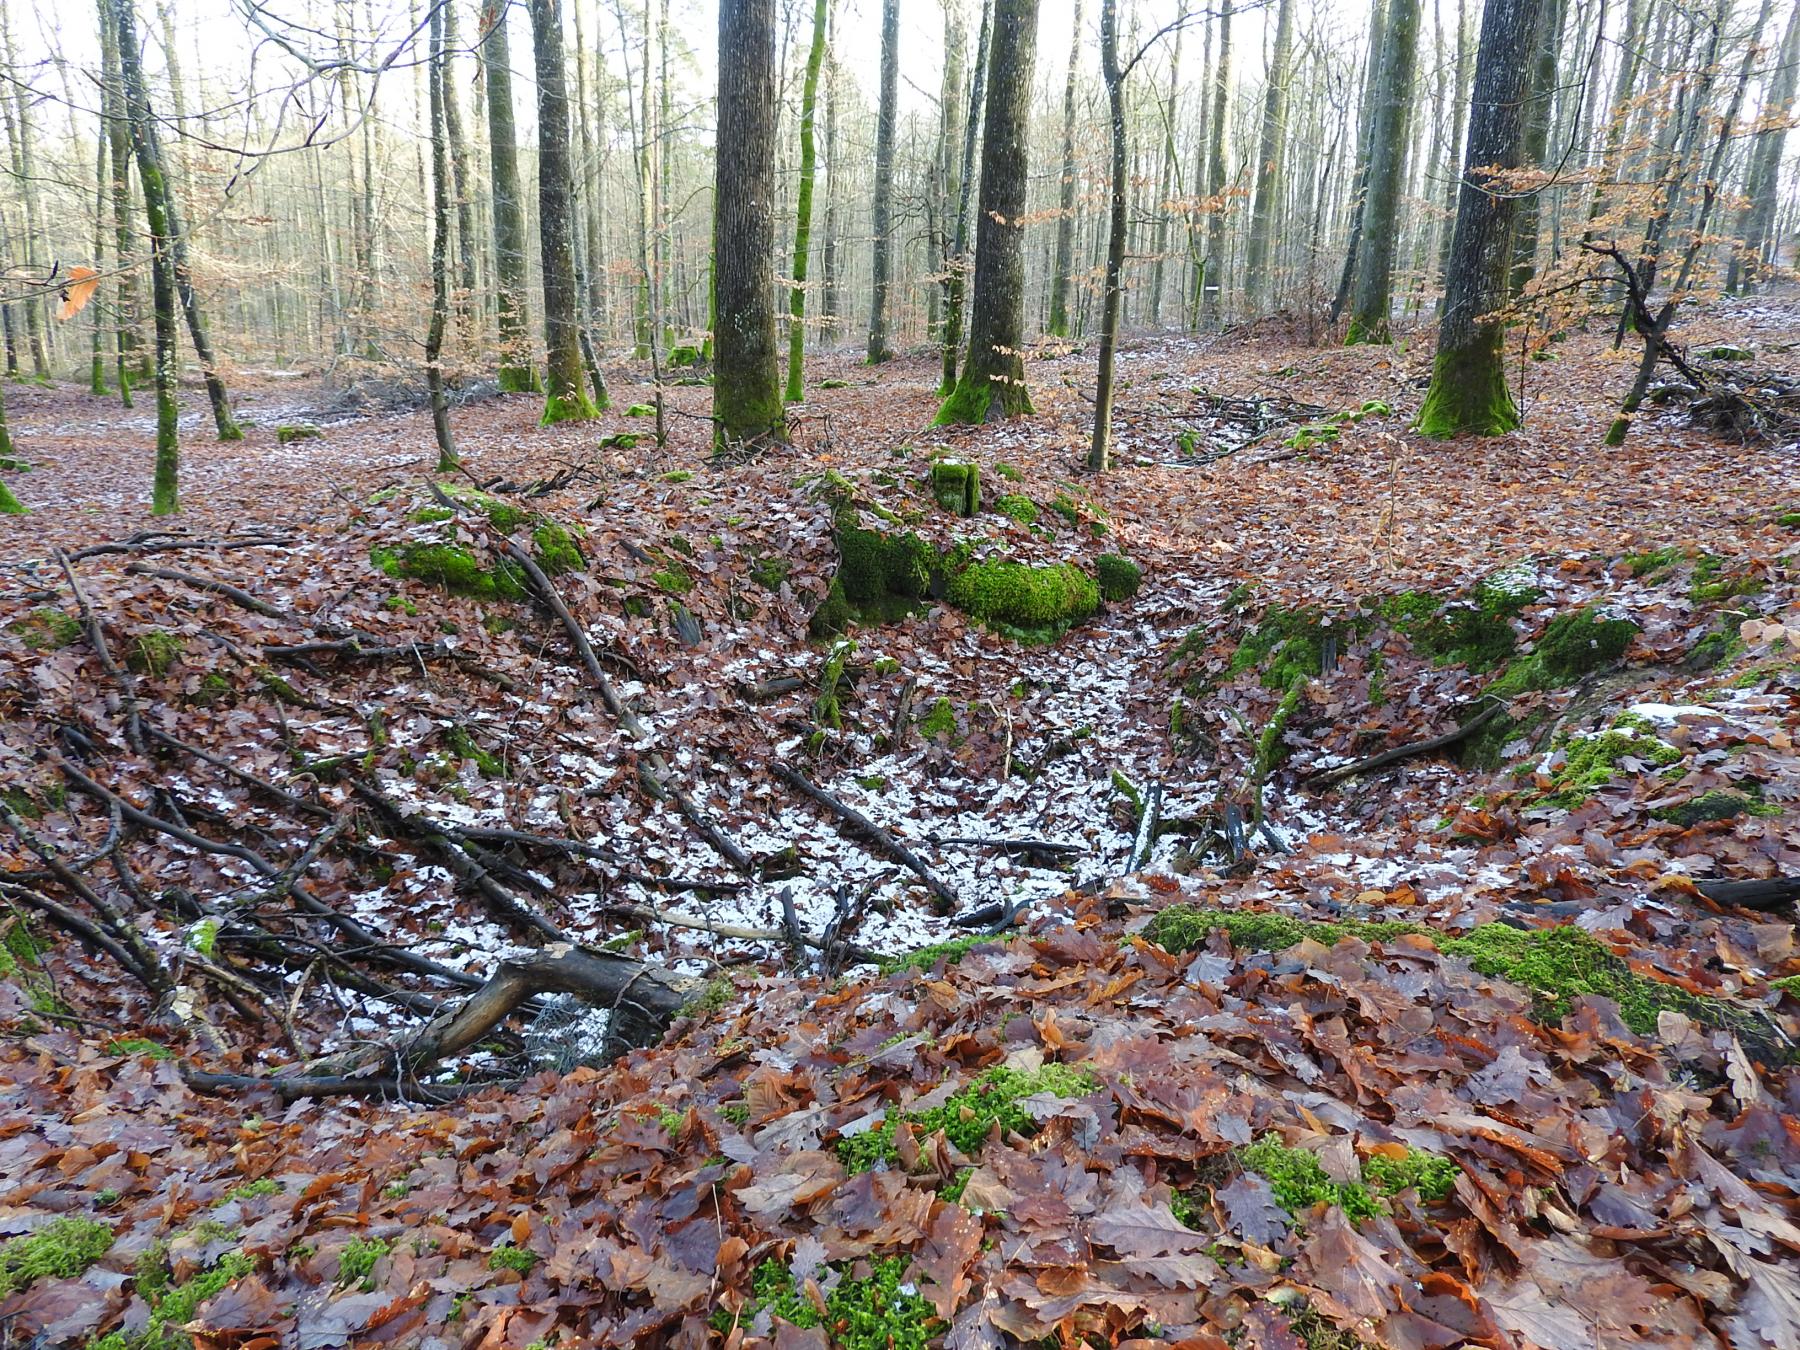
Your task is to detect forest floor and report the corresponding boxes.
[0,296,1797,1349]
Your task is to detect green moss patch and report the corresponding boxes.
[837,1063,1097,1174]
[91,1244,256,1350]
[716,1256,938,1349]
[9,607,82,650]
[881,934,993,974]
[1237,1135,1456,1227]
[274,423,321,443]
[0,1217,113,1296]
[1690,554,1763,603]
[127,628,185,678]
[531,523,584,575]
[1096,553,1142,601]
[337,1236,390,1290]
[993,492,1038,525]
[1539,720,1681,808]
[1654,786,1779,826]
[371,543,528,601]
[1227,604,1335,690]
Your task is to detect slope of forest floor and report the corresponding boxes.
[0,298,1797,1349]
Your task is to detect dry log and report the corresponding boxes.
[122,563,291,619]
[1311,702,1506,786]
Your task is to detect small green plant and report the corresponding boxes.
[127,629,184,678]
[488,1242,538,1274]
[1240,1134,1381,1222]
[337,1236,391,1290]
[837,1063,1096,1173]
[713,1256,939,1349]
[225,1178,281,1202]
[919,696,959,740]
[0,1217,113,1295]
[881,934,990,974]
[8,607,83,650]
[106,1037,172,1060]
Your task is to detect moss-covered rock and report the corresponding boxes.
[947,559,1098,631]
[1654,786,1778,826]
[1096,553,1142,601]
[531,523,584,575]
[930,461,980,516]
[274,423,321,444]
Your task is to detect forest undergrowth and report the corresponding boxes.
[0,299,1798,1348]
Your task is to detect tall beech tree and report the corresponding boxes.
[713,0,784,447]
[109,0,184,510]
[1416,0,1548,437]
[1729,0,1800,292]
[1330,0,1389,323]
[867,0,900,363]
[785,0,829,403]
[937,0,1038,424]
[528,0,601,423]
[1346,0,1422,343]
[1200,0,1231,325]
[481,0,538,391]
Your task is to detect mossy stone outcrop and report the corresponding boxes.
[929,461,980,516]
[947,559,1098,631]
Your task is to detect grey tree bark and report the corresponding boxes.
[1048,0,1084,338]
[1347,0,1422,342]
[481,0,539,392]
[867,0,901,362]
[1243,0,1294,308]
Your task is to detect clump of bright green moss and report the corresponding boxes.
[918,696,960,741]
[1538,719,1681,808]
[126,628,184,678]
[714,1256,939,1349]
[89,1244,256,1350]
[488,1243,538,1274]
[1240,1135,1382,1223]
[1095,553,1142,602]
[531,522,584,575]
[274,423,321,443]
[0,1217,113,1295]
[837,1063,1097,1174]
[370,543,528,601]
[881,934,990,974]
[993,492,1038,525]
[1227,604,1335,690]
[930,461,980,516]
[1654,786,1778,826]
[946,559,1098,631]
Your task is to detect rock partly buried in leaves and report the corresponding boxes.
[947,559,1099,631]
[275,423,322,444]
[1095,553,1142,601]
[930,461,980,516]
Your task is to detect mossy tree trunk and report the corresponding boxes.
[426,1,457,471]
[1242,0,1293,310]
[528,0,600,424]
[785,0,829,404]
[0,0,48,379]
[866,0,900,364]
[937,0,1038,425]
[821,10,842,341]
[110,0,183,512]
[481,0,539,392]
[1047,0,1083,338]
[1200,0,1231,326]
[1345,0,1421,344]
[712,0,785,449]
[941,0,991,391]
[109,0,238,441]
[1415,0,1547,438]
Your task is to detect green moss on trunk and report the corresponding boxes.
[497,364,542,393]
[1415,336,1519,438]
[0,478,23,514]
[540,388,600,426]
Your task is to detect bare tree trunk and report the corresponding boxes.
[941,0,992,390]
[0,0,47,377]
[441,0,480,344]
[1729,0,1800,292]
[481,0,539,391]
[1243,0,1294,309]
[713,0,785,447]
[426,0,457,470]
[1201,0,1231,325]
[529,0,601,422]
[1346,0,1422,342]
[1048,0,1083,337]
[1434,0,1471,307]
[1507,0,1568,295]
[821,7,842,341]
[1147,22,1182,327]
[934,8,968,354]
[1330,0,1389,323]
[1416,0,1548,437]
[937,0,1038,423]
[867,0,901,362]
[98,0,145,390]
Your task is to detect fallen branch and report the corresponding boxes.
[70,531,292,563]
[54,549,145,754]
[1310,702,1505,786]
[1695,877,1800,913]
[768,763,959,909]
[123,563,291,620]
